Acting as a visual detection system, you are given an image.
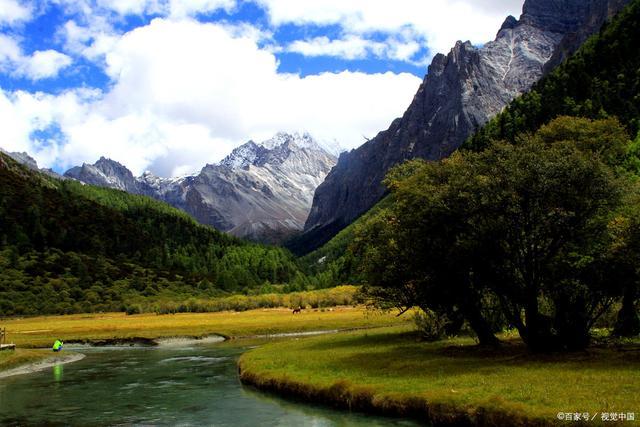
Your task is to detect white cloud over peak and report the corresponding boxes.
[287,34,423,64]
[255,0,524,58]
[2,19,421,177]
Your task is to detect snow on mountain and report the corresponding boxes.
[63,133,337,244]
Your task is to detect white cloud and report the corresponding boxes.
[255,0,524,58]
[0,34,72,80]
[288,36,385,60]
[18,49,73,80]
[58,19,119,60]
[288,34,423,64]
[0,0,32,26]
[167,0,236,18]
[0,34,22,62]
[53,0,235,19]
[1,19,420,177]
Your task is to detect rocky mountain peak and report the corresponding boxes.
[500,15,519,32]
[65,156,150,194]
[219,133,327,170]
[6,151,39,170]
[0,148,62,179]
[299,0,632,254]
[62,132,337,244]
[219,141,265,170]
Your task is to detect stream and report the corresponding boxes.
[0,340,419,426]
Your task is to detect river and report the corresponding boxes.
[0,340,419,426]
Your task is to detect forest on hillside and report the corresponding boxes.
[0,153,311,315]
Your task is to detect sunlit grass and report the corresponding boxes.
[240,327,640,424]
[0,307,410,348]
[0,348,51,372]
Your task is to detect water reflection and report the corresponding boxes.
[53,364,63,382]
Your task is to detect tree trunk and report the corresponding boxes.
[463,303,501,347]
[613,284,640,337]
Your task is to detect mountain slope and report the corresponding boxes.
[64,133,336,244]
[299,0,631,254]
[305,0,640,285]
[0,152,301,315]
[467,0,640,151]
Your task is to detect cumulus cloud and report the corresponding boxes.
[0,0,32,26]
[53,0,235,19]
[1,19,420,177]
[287,34,422,64]
[18,49,73,80]
[1,1,528,177]
[167,0,236,18]
[0,34,72,80]
[255,0,524,59]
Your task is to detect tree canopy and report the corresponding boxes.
[355,117,639,351]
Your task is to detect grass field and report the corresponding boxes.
[0,306,410,349]
[239,327,640,426]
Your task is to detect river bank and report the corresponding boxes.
[0,336,415,426]
[239,327,640,426]
[0,307,410,381]
[1,306,409,348]
[0,351,85,379]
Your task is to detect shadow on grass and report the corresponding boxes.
[302,332,640,383]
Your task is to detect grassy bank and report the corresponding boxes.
[239,327,640,426]
[0,349,52,372]
[0,306,410,348]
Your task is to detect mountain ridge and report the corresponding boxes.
[62,132,337,244]
[298,0,631,254]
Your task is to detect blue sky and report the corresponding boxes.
[0,0,523,176]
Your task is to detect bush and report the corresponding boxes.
[413,309,448,342]
[125,304,143,315]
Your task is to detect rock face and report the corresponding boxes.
[65,157,154,194]
[300,0,631,253]
[64,133,336,244]
[0,148,62,179]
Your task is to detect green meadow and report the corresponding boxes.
[240,327,640,425]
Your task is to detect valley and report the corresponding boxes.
[1,0,640,425]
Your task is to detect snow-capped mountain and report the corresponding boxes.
[63,133,337,244]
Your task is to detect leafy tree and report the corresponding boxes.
[356,117,629,351]
[353,156,503,345]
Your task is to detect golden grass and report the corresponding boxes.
[0,306,410,348]
[0,348,51,371]
[239,327,640,426]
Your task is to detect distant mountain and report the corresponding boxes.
[0,148,62,179]
[298,0,631,254]
[64,133,337,244]
[65,156,153,194]
[0,150,302,316]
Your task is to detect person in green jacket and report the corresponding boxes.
[52,339,63,352]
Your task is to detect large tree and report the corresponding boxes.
[355,117,630,351]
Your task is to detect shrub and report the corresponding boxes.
[413,309,448,342]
